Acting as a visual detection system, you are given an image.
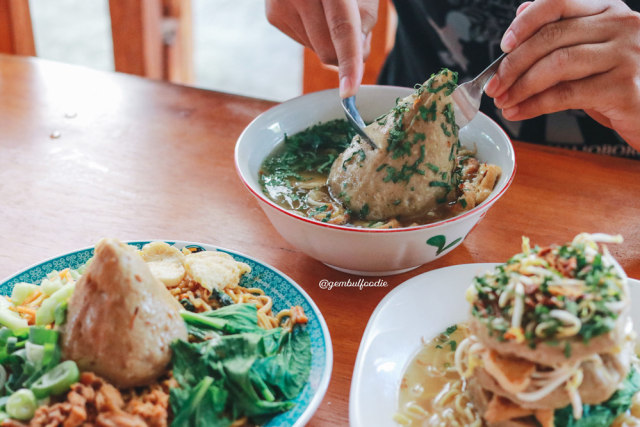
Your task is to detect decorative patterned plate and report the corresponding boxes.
[0,240,333,427]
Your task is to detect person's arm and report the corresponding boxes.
[265,0,378,98]
[484,0,640,151]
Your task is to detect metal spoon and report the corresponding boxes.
[452,53,507,129]
[341,96,378,150]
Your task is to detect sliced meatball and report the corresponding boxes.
[469,310,631,367]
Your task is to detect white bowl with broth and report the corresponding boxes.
[234,86,516,276]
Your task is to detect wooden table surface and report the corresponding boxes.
[1,54,640,426]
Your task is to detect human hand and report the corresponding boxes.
[484,0,640,151]
[265,0,378,98]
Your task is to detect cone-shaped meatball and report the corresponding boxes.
[328,69,460,220]
[62,238,187,388]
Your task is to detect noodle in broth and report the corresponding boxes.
[394,324,482,427]
[395,323,640,427]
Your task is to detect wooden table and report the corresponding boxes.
[1,54,639,426]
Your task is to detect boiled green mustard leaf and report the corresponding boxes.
[181,303,262,335]
[554,368,640,426]
[170,376,231,427]
[251,328,312,400]
[170,306,311,427]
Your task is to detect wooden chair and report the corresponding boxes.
[0,0,394,92]
[303,0,397,94]
[0,0,35,55]
[109,0,193,83]
[0,0,193,84]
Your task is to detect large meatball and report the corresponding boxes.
[62,238,187,388]
[328,69,460,220]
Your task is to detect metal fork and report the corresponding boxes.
[341,96,378,150]
[452,52,507,129]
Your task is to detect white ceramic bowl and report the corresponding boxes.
[235,86,516,276]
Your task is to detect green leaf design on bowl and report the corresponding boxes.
[426,235,462,256]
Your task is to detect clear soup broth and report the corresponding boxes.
[259,119,499,229]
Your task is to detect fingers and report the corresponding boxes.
[500,72,612,121]
[500,0,612,52]
[486,12,615,99]
[359,0,378,61]
[277,21,310,47]
[492,0,640,151]
[358,0,379,35]
[265,0,311,47]
[322,0,365,98]
[266,0,377,98]
[297,1,338,64]
[503,76,640,151]
[494,42,616,110]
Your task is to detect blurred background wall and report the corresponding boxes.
[0,0,392,101]
[29,0,303,101]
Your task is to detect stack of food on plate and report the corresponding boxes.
[456,233,639,426]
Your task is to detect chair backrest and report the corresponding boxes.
[0,0,192,83]
[302,0,396,94]
[0,1,394,92]
[0,0,35,55]
[109,0,193,83]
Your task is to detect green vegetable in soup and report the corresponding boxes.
[261,119,355,178]
[259,119,355,211]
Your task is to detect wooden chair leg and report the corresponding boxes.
[162,0,194,84]
[0,0,36,55]
[109,0,193,83]
[109,0,164,79]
